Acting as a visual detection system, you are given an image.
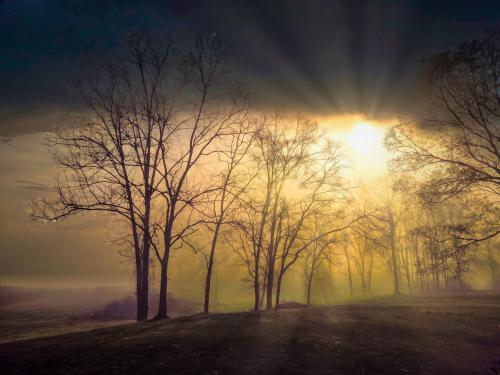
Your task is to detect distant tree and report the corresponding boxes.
[349,230,375,296]
[254,115,316,311]
[229,114,359,310]
[201,119,259,314]
[302,216,337,306]
[260,149,370,308]
[228,200,266,311]
[273,143,349,308]
[228,114,312,311]
[340,233,354,297]
[408,195,487,291]
[244,115,359,310]
[367,187,405,295]
[482,238,500,290]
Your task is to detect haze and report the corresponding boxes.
[1,2,499,374]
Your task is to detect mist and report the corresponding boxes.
[1,2,499,374]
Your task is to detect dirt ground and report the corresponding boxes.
[1,294,499,374]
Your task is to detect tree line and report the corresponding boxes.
[31,28,499,321]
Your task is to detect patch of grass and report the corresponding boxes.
[0,310,131,344]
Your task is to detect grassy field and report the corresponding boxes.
[1,294,499,374]
[0,310,130,344]
[0,285,133,344]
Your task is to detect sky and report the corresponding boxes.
[0,0,499,286]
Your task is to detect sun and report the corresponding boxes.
[346,122,384,156]
[318,116,392,181]
[344,121,389,179]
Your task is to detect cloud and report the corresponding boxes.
[1,0,498,136]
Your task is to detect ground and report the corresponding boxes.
[1,294,499,374]
[0,310,130,344]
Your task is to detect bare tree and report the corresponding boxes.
[362,186,405,295]
[254,115,316,310]
[302,216,337,306]
[31,31,178,321]
[152,35,248,319]
[482,237,500,290]
[386,28,500,242]
[273,142,349,308]
[202,119,259,314]
[341,233,354,297]
[228,114,356,310]
[349,230,375,296]
[229,114,316,311]
[402,193,489,292]
[229,200,266,310]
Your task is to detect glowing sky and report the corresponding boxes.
[319,115,393,181]
[1,0,499,137]
[0,116,392,285]
[0,0,498,284]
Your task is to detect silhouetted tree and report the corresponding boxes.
[202,119,259,314]
[302,216,336,306]
[366,187,405,295]
[152,35,248,319]
[31,31,178,321]
[482,238,500,290]
[386,28,500,243]
[350,230,375,296]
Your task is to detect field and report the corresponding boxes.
[1,294,499,374]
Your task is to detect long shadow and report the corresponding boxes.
[1,302,499,374]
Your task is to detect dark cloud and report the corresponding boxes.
[0,0,499,135]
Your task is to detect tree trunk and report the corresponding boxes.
[265,197,283,311]
[123,161,145,322]
[203,223,221,314]
[135,266,146,321]
[203,262,214,314]
[431,240,440,291]
[260,273,267,310]
[344,248,354,297]
[254,197,270,312]
[139,187,153,321]
[389,215,400,295]
[306,269,314,306]
[254,264,260,311]
[138,233,151,321]
[360,274,366,296]
[404,263,412,294]
[156,248,170,320]
[367,253,374,296]
[414,240,424,293]
[275,269,284,309]
[137,279,149,321]
[265,255,276,310]
[391,247,400,295]
[487,246,499,289]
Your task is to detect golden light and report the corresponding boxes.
[346,122,384,157]
[318,116,392,181]
[344,121,389,180]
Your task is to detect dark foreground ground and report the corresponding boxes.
[1,294,499,374]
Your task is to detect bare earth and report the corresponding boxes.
[1,294,499,374]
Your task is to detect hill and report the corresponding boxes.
[1,294,499,374]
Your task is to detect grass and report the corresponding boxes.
[0,310,130,344]
[1,294,499,374]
